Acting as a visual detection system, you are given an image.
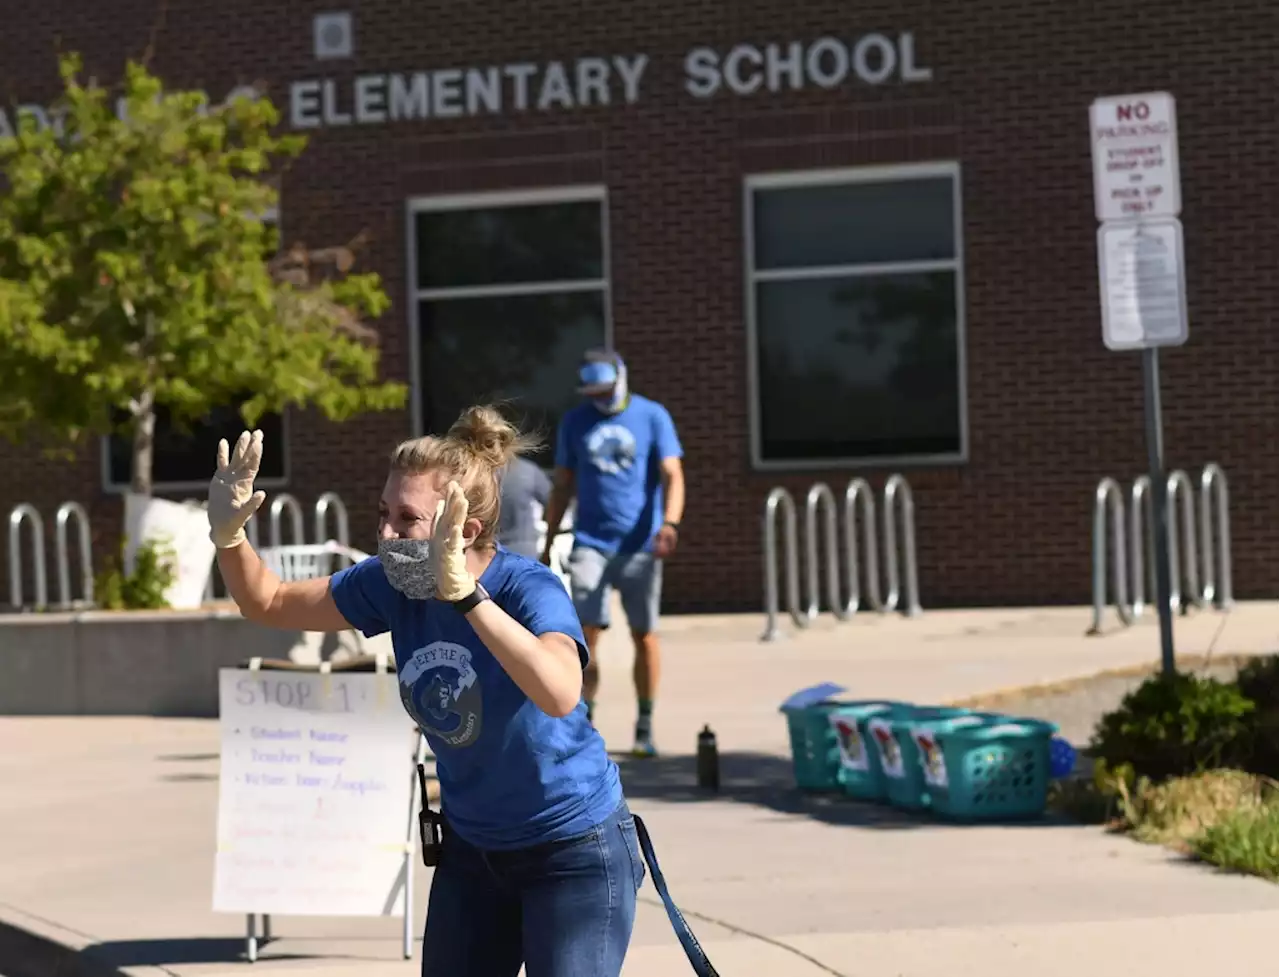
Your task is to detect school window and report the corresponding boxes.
[745,163,967,468]
[103,207,288,492]
[410,188,610,464]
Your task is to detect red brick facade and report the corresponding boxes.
[1,1,1275,612]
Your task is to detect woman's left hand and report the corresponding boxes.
[433,481,477,602]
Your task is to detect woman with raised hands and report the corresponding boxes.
[207,405,643,977]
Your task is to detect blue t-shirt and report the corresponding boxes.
[554,394,683,554]
[329,548,621,850]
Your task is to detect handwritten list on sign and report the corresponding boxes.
[213,668,414,917]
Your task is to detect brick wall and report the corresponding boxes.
[0,0,1275,612]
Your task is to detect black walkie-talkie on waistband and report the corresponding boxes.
[416,763,443,867]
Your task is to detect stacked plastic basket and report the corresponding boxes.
[783,692,1060,821]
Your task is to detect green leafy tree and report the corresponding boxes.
[0,54,406,494]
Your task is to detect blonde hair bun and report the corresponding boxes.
[387,404,543,548]
[446,405,541,469]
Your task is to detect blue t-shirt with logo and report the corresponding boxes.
[329,548,621,850]
[555,394,683,554]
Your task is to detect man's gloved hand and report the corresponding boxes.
[433,480,476,602]
[208,429,267,549]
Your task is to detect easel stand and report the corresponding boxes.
[233,653,431,963]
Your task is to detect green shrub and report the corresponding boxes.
[95,536,177,610]
[1235,655,1278,778]
[1235,655,1278,711]
[1090,672,1255,781]
[1191,789,1279,882]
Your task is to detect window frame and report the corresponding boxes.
[404,185,614,439]
[100,203,292,494]
[743,161,969,472]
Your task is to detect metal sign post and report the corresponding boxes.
[1090,91,1186,677]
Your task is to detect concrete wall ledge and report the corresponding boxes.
[0,609,377,717]
[0,605,246,625]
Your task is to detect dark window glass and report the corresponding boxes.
[755,272,961,461]
[417,291,607,466]
[753,177,956,269]
[416,202,604,290]
[107,404,286,488]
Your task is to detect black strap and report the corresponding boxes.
[632,815,720,977]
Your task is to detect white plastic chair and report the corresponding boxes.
[533,502,574,594]
[258,544,334,582]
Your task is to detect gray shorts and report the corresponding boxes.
[567,545,663,635]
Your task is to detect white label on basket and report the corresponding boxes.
[981,723,1024,737]
[913,728,949,789]
[866,718,903,779]
[829,713,870,772]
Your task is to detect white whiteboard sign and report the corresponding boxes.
[214,669,414,917]
[1090,92,1181,222]
[1097,218,1188,351]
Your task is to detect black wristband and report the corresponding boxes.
[452,582,490,614]
[663,521,681,532]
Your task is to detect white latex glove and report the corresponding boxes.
[208,429,267,549]
[432,480,476,601]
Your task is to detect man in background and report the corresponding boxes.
[540,350,685,757]
[497,455,553,559]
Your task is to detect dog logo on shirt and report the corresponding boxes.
[585,423,637,475]
[399,641,483,748]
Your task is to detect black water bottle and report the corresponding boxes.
[696,725,720,791]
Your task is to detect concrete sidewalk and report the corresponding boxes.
[0,602,1276,977]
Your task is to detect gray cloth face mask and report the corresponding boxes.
[377,537,437,600]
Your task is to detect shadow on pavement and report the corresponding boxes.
[84,937,277,968]
[82,936,397,969]
[615,750,1073,830]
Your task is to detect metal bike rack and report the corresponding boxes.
[843,478,883,615]
[1089,463,1232,634]
[761,487,803,641]
[1128,476,1154,619]
[268,493,305,547]
[1088,478,1133,634]
[54,502,94,609]
[803,483,850,624]
[1165,469,1200,614]
[7,503,49,611]
[761,475,921,641]
[1199,464,1232,609]
[882,474,922,617]
[314,492,352,568]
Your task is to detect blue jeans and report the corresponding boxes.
[421,801,645,977]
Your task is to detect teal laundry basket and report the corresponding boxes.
[915,715,1059,820]
[828,701,904,801]
[783,700,846,791]
[870,706,973,811]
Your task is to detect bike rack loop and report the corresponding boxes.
[54,502,94,609]
[882,475,922,617]
[314,492,352,568]
[1199,464,1232,609]
[1089,477,1133,634]
[761,487,803,642]
[803,483,850,624]
[1128,475,1153,619]
[1165,469,1201,614]
[268,493,306,548]
[7,504,49,611]
[843,478,883,615]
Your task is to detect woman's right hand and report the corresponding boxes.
[208,429,267,549]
